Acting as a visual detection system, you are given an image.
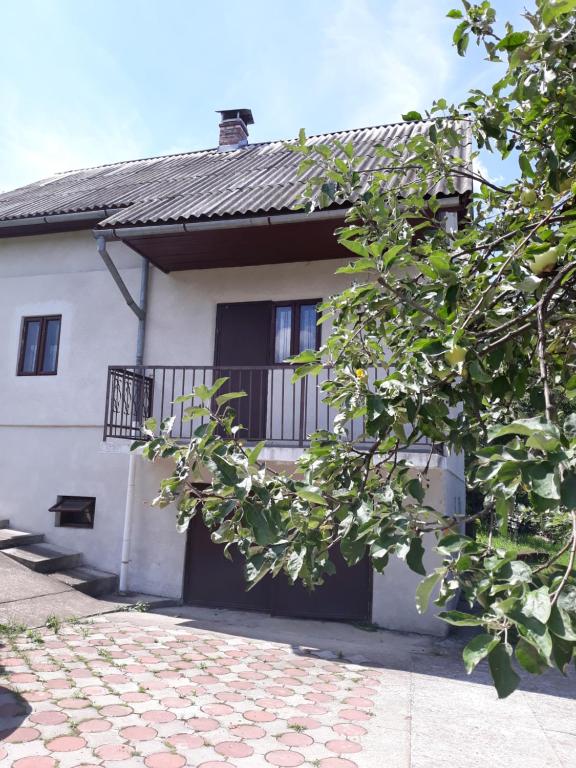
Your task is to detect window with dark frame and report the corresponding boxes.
[49,496,95,529]
[274,300,320,364]
[18,315,61,376]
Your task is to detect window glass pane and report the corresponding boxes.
[299,304,318,352]
[41,319,60,373]
[274,306,292,363]
[21,320,41,373]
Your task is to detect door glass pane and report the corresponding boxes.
[21,320,41,373]
[299,304,318,352]
[274,306,292,363]
[41,319,61,373]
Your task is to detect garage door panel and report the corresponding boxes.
[184,516,271,611]
[184,518,371,622]
[272,553,371,622]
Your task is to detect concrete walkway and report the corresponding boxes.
[0,553,172,628]
[0,553,124,628]
[0,604,574,767]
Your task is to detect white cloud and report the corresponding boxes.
[316,0,454,128]
[474,157,506,190]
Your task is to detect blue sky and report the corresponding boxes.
[0,0,529,191]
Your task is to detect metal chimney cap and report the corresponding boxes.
[216,108,254,125]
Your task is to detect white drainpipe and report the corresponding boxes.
[96,234,150,594]
[119,451,137,592]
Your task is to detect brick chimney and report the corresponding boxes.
[217,108,254,151]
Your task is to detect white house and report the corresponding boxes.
[0,110,469,634]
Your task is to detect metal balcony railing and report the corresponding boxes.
[103,364,440,453]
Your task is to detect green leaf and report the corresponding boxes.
[405,478,425,504]
[439,610,484,627]
[543,0,576,24]
[495,496,512,533]
[497,31,529,51]
[515,638,548,674]
[415,570,443,614]
[406,537,426,575]
[561,471,576,508]
[402,110,423,122]
[341,535,368,566]
[495,559,533,585]
[523,586,551,624]
[286,548,306,581]
[183,405,210,421]
[336,258,374,274]
[195,377,229,402]
[143,417,157,435]
[288,349,320,364]
[469,360,493,384]
[488,644,521,699]
[215,391,247,407]
[296,487,328,506]
[518,153,535,178]
[488,417,560,447]
[553,605,576,642]
[524,463,560,500]
[564,413,576,439]
[551,634,574,673]
[446,8,463,18]
[210,455,240,486]
[453,20,469,56]
[338,238,370,257]
[463,634,499,674]
[173,393,194,405]
[247,440,266,465]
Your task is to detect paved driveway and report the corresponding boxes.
[0,608,575,767]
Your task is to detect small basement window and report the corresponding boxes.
[49,496,95,528]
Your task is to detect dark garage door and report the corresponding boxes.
[184,516,371,622]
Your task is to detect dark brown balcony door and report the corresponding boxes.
[214,301,273,440]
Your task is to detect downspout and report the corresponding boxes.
[96,235,149,593]
[119,258,149,593]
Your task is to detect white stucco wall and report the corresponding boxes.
[143,259,349,364]
[371,465,466,636]
[0,231,141,570]
[0,228,466,634]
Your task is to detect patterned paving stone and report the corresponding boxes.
[277,732,314,747]
[120,724,158,741]
[46,736,87,752]
[265,749,305,766]
[144,752,187,768]
[0,617,384,768]
[94,743,134,761]
[12,758,57,768]
[3,727,40,743]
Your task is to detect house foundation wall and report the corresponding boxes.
[0,425,129,574]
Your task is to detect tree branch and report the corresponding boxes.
[551,510,576,608]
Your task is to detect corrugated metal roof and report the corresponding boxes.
[0,120,471,230]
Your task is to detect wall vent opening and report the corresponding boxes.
[49,496,95,528]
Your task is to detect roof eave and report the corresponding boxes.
[0,208,120,238]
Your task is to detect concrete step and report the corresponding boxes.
[2,543,82,573]
[0,528,44,550]
[49,566,118,597]
[0,519,10,529]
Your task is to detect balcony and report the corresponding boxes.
[103,364,440,453]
